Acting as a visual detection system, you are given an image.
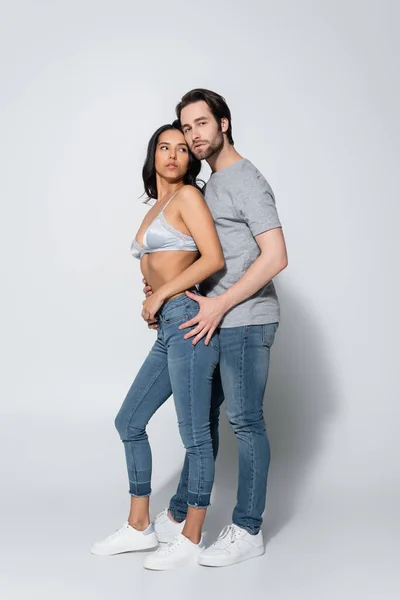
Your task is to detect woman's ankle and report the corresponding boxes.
[181,529,202,545]
[128,518,150,531]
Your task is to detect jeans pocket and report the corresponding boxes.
[185,307,199,320]
[262,323,278,348]
[163,312,189,325]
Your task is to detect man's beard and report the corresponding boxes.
[192,131,224,160]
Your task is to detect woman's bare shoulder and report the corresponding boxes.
[176,185,205,204]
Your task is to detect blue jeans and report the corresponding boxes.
[115,292,220,508]
[169,323,278,534]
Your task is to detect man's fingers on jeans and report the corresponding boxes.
[178,317,199,331]
[192,327,209,345]
[205,326,216,346]
[183,323,203,340]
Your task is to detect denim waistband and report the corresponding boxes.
[158,288,200,318]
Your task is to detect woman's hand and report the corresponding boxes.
[141,278,158,328]
[141,289,164,323]
[142,277,158,330]
[142,278,153,298]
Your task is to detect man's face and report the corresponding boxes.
[180,101,224,160]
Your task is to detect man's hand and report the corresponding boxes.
[142,278,158,330]
[178,291,228,345]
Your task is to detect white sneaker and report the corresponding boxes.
[91,522,158,555]
[153,508,185,543]
[143,533,205,570]
[198,524,264,567]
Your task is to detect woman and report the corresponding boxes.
[91,122,224,570]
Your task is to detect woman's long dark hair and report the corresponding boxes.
[142,120,204,200]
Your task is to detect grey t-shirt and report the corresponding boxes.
[199,158,282,328]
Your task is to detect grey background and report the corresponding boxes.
[1,0,399,598]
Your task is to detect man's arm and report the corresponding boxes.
[219,227,287,311]
[221,171,287,308]
[180,227,288,345]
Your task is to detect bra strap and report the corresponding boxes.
[163,189,180,211]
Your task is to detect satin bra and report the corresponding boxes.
[131,191,198,260]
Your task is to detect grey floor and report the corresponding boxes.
[2,415,399,600]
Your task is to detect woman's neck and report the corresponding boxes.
[155,176,185,203]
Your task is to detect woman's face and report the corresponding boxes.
[154,129,190,182]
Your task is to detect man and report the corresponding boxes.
[146,89,288,567]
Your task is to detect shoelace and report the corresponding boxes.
[212,525,242,547]
[156,535,185,555]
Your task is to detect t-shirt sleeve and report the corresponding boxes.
[236,172,282,237]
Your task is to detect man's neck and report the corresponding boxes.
[207,142,243,173]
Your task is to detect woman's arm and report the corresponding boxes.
[158,186,224,299]
[141,186,224,321]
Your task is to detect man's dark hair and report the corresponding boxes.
[176,88,234,145]
[142,120,203,200]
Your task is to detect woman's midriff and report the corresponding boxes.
[140,250,200,302]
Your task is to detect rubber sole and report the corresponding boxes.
[198,545,265,567]
[91,534,159,556]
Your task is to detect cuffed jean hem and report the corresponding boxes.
[187,491,211,509]
[233,522,260,535]
[168,496,210,521]
[128,481,151,497]
[187,501,211,509]
[129,491,152,498]
[168,505,187,523]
